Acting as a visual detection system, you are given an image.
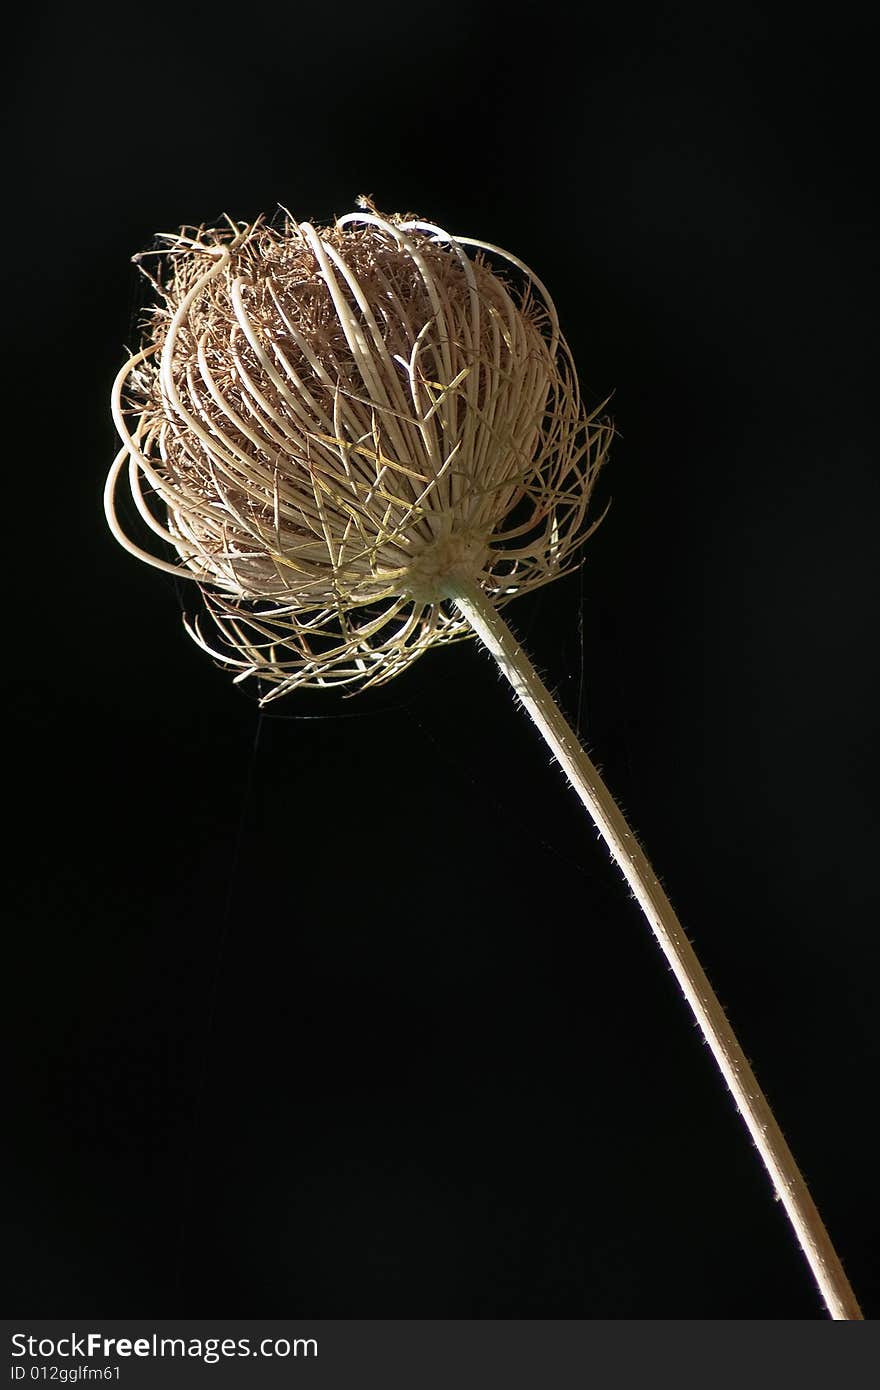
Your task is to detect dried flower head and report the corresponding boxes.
[106,200,612,698]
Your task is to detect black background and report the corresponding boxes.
[4,2,878,1320]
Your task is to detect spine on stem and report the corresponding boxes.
[445,573,861,1322]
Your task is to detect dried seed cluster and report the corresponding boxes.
[106,202,611,697]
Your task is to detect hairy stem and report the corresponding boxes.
[447,574,861,1321]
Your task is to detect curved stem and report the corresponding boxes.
[447,574,862,1321]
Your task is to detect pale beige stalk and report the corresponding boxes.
[446,572,863,1322]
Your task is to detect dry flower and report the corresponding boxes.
[106,199,611,697]
[104,200,862,1320]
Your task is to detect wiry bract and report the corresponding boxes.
[106,203,612,698]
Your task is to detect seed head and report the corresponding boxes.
[106,200,612,699]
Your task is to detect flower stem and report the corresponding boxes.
[446,574,862,1320]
